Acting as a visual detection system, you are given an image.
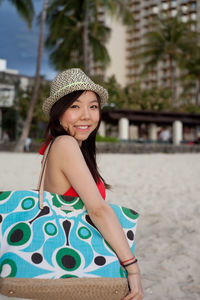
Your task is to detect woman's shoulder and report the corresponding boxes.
[51,136,81,157]
[53,135,78,147]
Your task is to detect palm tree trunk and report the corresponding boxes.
[83,0,90,75]
[195,78,200,105]
[15,0,49,152]
[169,55,176,106]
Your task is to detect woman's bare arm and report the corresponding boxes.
[49,136,135,262]
[49,136,143,299]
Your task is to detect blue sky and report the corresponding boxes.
[0,0,57,80]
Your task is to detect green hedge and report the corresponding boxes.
[96,135,118,143]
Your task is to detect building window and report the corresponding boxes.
[190,3,196,10]
[191,13,196,20]
[171,9,177,17]
[171,0,177,8]
[191,24,196,31]
[162,2,168,10]
[181,5,188,13]
[152,6,159,14]
[181,15,188,22]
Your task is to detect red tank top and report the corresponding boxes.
[64,180,106,200]
[40,143,106,200]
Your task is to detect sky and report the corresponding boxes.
[0,0,57,80]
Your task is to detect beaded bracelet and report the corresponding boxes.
[120,256,135,266]
[123,258,138,268]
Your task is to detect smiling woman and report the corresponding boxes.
[42,69,108,196]
[39,68,144,300]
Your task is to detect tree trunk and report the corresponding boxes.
[15,0,49,152]
[83,0,90,75]
[195,78,200,105]
[169,55,176,106]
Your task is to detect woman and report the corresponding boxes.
[41,68,143,300]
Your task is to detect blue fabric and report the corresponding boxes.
[0,190,139,279]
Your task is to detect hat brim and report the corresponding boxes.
[43,82,108,116]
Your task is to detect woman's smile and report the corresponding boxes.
[74,125,91,131]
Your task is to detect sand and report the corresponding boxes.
[0,152,200,300]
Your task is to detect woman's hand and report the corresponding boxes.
[122,269,144,300]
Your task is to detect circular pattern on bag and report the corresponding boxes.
[44,222,58,236]
[127,230,134,241]
[7,222,31,246]
[0,191,11,201]
[60,274,78,278]
[0,259,17,277]
[94,256,106,266]
[21,197,35,210]
[56,248,81,271]
[78,226,92,239]
[31,253,43,264]
[122,207,139,220]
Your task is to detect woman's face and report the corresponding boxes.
[59,91,100,146]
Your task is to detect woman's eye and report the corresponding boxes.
[91,105,98,109]
[70,105,79,109]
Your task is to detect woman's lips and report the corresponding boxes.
[74,125,90,131]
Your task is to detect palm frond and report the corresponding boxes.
[9,0,34,28]
[89,35,110,68]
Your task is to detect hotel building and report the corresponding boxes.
[100,0,200,103]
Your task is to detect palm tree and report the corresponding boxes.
[15,0,49,152]
[0,0,34,28]
[180,46,200,105]
[142,14,196,105]
[45,0,134,75]
[46,1,111,73]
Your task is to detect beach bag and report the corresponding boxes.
[0,142,139,300]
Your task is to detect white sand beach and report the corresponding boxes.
[0,152,200,300]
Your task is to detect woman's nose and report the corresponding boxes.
[81,107,90,119]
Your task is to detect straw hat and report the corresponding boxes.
[43,68,108,116]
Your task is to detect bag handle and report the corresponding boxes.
[37,140,54,209]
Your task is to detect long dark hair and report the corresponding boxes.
[44,90,110,189]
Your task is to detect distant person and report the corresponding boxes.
[159,127,171,142]
[2,131,10,143]
[24,137,32,152]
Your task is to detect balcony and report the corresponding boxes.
[130,4,140,14]
[143,2,152,9]
[130,0,140,4]
[126,43,134,51]
[126,61,135,69]
[126,26,134,34]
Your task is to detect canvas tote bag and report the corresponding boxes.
[0,141,139,300]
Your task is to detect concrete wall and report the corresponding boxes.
[1,142,200,154]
